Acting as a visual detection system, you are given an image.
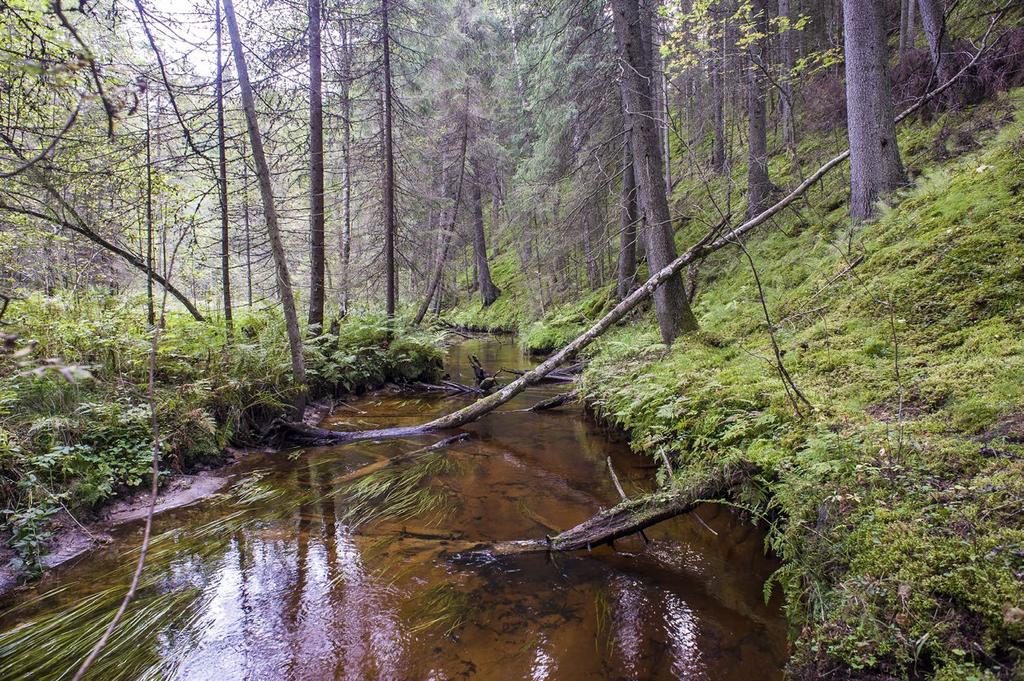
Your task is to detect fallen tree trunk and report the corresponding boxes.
[273,48,991,448]
[452,464,754,558]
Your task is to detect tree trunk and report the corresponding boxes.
[223,0,307,414]
[710,30,727,174]
[747,0,773,216]
[843,0,907,221]
[215,0,233,339]
[144,97,155,327]
[414,109,469,326]
[307,0,326,330]
[582,205,599,291]
[616,135,638,300]
[778,0,796,153]
[339,17,353,316]
[917,0,956,88]
[899,0,918,63]
[471,161,500,306]
[381,0,397,317]
[613,0,698,344]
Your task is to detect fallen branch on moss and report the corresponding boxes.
[451,464,754,558]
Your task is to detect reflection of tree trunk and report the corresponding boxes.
[471,162,500,306]
[612,0,698,344]
[223,0,307,413]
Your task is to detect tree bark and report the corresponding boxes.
[747,0,774,216]
[215,0,233,339]
[917,0,956,88]
[843,0,907,221]
[616,134,638,300]
[339,17,354,316]
[223,0,307,414]
[471,161,500,306]
[612,0,699,344]
[308,0,326,330]
[381,0,397,317]
[710,27,727,174]
[899,0,918,63]
[778,0,796,153]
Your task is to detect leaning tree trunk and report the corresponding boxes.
[223,0,307,414]
[843,0,907,221]
[917,0,957,89]
[308,0,326,330]
[414,109,469,325]
[747,0,774,216]
[612,0,698,344]
[471,161,500,306]
[616,133,639,300]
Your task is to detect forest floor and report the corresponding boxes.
[447,90,1024,679]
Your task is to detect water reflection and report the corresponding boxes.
[0,337,787,680]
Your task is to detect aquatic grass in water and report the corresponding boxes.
[405,583,474,638]
[336,453,461,529]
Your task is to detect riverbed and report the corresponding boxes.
[0,336,787,680]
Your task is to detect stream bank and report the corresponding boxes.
[0,336,788,680]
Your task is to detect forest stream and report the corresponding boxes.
[0,337,788,680]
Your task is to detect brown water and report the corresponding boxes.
[0,337,788,680]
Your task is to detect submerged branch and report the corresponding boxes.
[453,464,754,559]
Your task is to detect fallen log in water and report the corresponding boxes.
[527,391,578,412]
[451,464,754,559]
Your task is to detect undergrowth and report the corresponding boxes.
[0,299,443,575]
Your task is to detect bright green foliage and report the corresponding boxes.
[521,284,617,354]
[0,296,443,571]
[572,93,1024,678]
[447,249,531,332]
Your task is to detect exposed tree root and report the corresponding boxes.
[451,464,754,559]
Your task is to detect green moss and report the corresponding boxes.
[574,91,1024,678]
